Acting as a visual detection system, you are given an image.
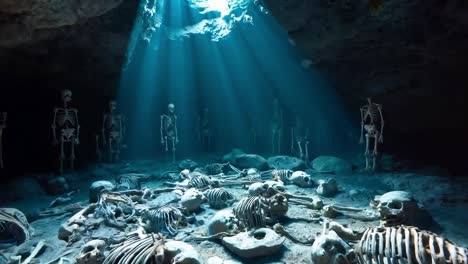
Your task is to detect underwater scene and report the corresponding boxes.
[1,0,468,263]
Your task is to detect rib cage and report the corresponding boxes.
[362,104,381,125]
[102,233,165,264]
[0,208,31,245]
[142,206,184,236]
[188,173,219,189]
[55,108,78,127]
[233,196,267,229]
[203,188,235,209]
[356,226,468,264]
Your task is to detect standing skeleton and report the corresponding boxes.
[291,116,310,162]
[270,98,284,155]
[197,108,212,152]
[102,100,126,162]
[360,97,384,171]
[160,103,179,163]
[0,112,6,169]
[52,89,80,174]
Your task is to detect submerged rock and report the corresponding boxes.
[45,176,70,195]
[222,228,285,258]
[178,159,199,171]
[267,155,306,171]
[312,156,352,174]
[233,154,269,170]
[222,148,245,164]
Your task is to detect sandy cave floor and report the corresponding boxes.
[1,156,467,264]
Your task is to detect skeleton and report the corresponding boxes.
[102,100,126,162]
[360,97,384,171]
[197,107,212,152]
[160,103,179,163]
[76,239,106,264]
[233,194,289,229]
[355,226,468,264]
[0,112,6,169]
[52,89,80,174]
[270,97,284,154]
[140,206,185,236]
[291,116,310,162]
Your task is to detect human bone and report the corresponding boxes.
[372,190,427,227]
[289,171,313,187]
[165,240,203,264]
[180,188,206,212]
[102,233,165,264]
[355,226,468,264]
[316,178,338,197]
[51,89,80,174]
[222,228,285,258]
[360,97,384,171]
[207,209,239,236]
[76,239,106,264]
[311,230,354,264]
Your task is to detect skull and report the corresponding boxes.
[76,239,106,264]
[168,103,175,114]
[180,188,206,212]
[371,191,423,227]
[267,194,289,220]
[289,171,313,187]
[180,169,190,180]
[207,209,239,236]
[61,89,72,103]
[108,100,117,113]
[316,178,338,197]
[311,230,355,264]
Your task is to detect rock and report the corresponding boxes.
[222,149,245,164]
[316,178,338,197]
[89,181,115,203]
[222,228,285,258]
[348,189,359,196]
[233,154,269,170]
[207,256,224,264]
[267,155,306,171]
[46,177,70,195]
[178,159,199,171]
[312,156,352,174]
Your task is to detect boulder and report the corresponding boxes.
[222,149,245,164]
[222,228,284,258]
[89,181,115,203]
[233,154,269,170]
[165,241,203,264]
[267,155,306,171]
[46,176,70,195]
[178,159,199,171]
[312,156,351,173]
